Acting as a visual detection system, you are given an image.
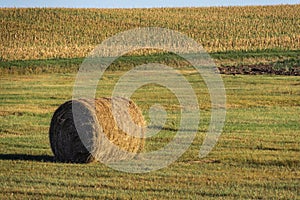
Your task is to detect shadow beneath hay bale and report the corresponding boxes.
[0,154,54,162]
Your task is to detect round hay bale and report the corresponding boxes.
[49,97,145,163]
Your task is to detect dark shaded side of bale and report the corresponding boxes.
[49,98,145,163]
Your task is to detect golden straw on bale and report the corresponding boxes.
[49,97,145,163]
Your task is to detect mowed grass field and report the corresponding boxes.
[0,4,300,199]
[0,71,299,199]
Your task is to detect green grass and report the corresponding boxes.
[0,71,299,199]
[1,49,299,74]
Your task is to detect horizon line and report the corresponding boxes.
[0,3,299,9]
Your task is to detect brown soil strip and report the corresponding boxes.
[218,65,300,76]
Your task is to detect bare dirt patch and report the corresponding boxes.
[218,65,300,76]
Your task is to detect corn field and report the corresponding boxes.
[0,5,299,60]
